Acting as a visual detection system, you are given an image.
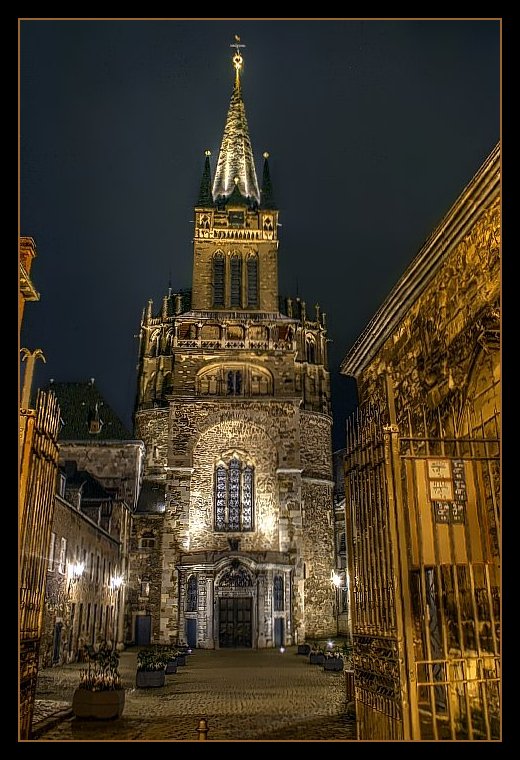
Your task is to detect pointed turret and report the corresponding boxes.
[212,44,260,206]
[197,150,213,206]
[260,152,276,209]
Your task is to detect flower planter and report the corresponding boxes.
[297,644,311,656]
[309,652,325,665]
[176,654,187,666]
[72,688,125,720]
[136,670,166,688]
[323,657,344,672]
[165,659,178,674]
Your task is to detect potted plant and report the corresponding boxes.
[297,643,311,656]
[156,644,178,674]
[309,643,326,665]
[72,642,125,719]
[323,649,344,671]
[136,649,166,688]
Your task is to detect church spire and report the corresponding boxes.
[260,151,276,209]
[212,38,260,206]
[197,150,213,206]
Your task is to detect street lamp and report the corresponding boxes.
[110,575,124,591]
[331,570,342,636]
[110,574,124,651]
[67,561,85,592]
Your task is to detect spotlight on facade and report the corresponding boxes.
[331,571,342,588]
[67,561,85,592]
[110,575,124,590]
[279,647,285,654]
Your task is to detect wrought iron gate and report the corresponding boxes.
[345,400,500,740]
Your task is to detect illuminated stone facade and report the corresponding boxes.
[341,144,500,740]
[132,47,336,648]
[40,470,123,668]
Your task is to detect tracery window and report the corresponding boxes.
[214,457,254,532]
[213,252,225,307]
[306,337,316,364]
[227,370,242,396]
[187,575,198,612]
[247,256,258,307]
[273,575,284,611]
[230,254,242,308]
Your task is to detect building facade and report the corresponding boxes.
[332,449,350,639]
[40,465,123,667]
[340,145,500,740]
[132,45,336,649]
[19,236,61,739]
[47,380,145,648]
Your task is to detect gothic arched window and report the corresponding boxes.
[247,256,258,308]
[274,575,284,611]
[230,254,242,308]
[214,457,254,532]
[187,575,197,612]
[306,337,316,364]
[213,252,225,307]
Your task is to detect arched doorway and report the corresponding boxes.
[216,560,255,648]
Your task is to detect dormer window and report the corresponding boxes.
[88,402,103,434]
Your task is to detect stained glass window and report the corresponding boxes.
[242,466,253,530]
[187,575,198,612]
[215,465,227,531]
[274,575,284,611]
[214,458,254,532]
[228,458,241,530]
[213,253,225,307]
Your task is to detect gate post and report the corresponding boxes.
[383,375,420,740]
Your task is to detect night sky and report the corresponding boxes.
[20,19,500,451]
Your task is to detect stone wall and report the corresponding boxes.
[40,495,121,667]
[58,441,144,509]
[127,514,164,643]
[301,481,336,639]
[299,411,333,479]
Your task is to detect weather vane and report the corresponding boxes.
[231,34,245,74]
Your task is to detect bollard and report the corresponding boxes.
[197,717,209,741]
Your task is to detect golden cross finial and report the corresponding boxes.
[230,34,245,80]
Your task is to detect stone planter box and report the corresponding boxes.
[72,688,125,720]
[297,644,311,655]
[176,654,187,666]
[323,657,344,672]
[165,660,178,674]
[136,670,166,688]
[309,652,326,665]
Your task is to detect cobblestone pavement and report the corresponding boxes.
[34,647,356,742]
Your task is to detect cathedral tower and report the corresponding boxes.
[132,42,336,648]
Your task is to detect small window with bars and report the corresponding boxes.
[187,575,198,612]
[273,575,284,611]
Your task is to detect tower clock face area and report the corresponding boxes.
[229,211,244,227]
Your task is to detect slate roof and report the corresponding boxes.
[48,381,132,441]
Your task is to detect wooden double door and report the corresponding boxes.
[218,597,252,648]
